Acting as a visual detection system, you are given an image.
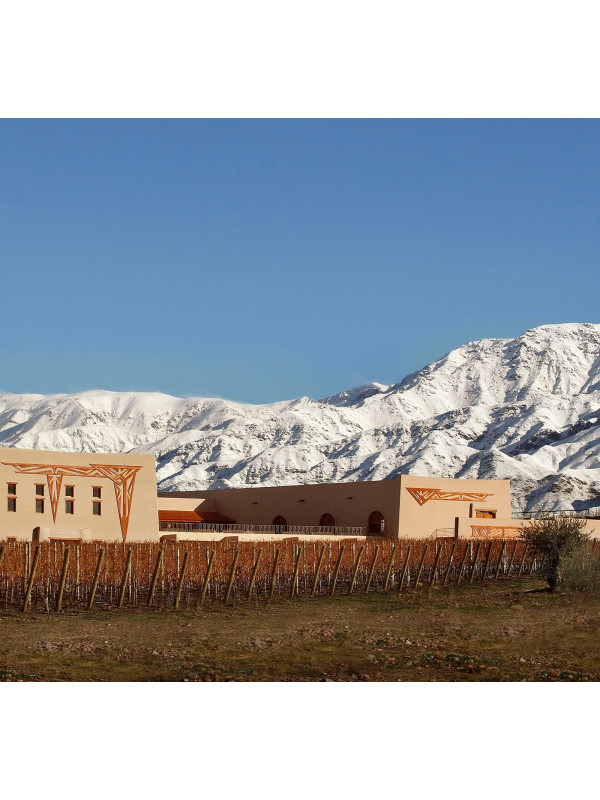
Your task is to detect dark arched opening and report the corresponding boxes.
[319,513,335,528]
[368,511,385,535]
[273,515,287,530]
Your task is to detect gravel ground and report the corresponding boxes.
[0,579,598,682]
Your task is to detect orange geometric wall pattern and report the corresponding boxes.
[406,487,494,506]
[471,525,522,540]
[1,462,142,542]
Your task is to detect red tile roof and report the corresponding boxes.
[158,509,235,524]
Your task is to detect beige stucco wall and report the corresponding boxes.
[159,477,402,537]
[156,497,216,513]
[398,475,512,539]
[0,447,158,542]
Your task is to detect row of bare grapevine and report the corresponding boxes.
[0,537,543,612]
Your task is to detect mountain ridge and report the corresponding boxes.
[1,322,600,513]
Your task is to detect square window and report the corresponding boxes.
[93,487,102,499]
[65,500,74,514]
[7,497,16,512]
[65,486,74,498]
[7,483,16,495]
[93,502,101,516]
[35,484,44,497]
[36,499,44,513]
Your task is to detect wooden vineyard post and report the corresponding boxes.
[0,543,4,604]
[527,549,538,576]
[198,550,215,607]
[429,542,444,587]
[289,546,303,599]
[268,549,280,601]
[117,548,133,609]
[494,542,507,580]
[174,551,190,610]
[505,541,518,579]
[534,550,544,577]
[442,542,457,587]
[516,544,529,577]
[23,545,41,612]
[413,545,429,590]
[247,548,263,602]
[147,549,164,608]
[455,543,470,586]
[87,548,105,611]
[397,546,412,592]
[330,545,345,597]
[56,546,70,613]
[365,545,380,593]
[383,545,397,591]
[481,541,494,582]
[468,542,482,584]
[24,543,30,594]
[349,546,365,594]
[311,545,326,597]
[224,550,240,605]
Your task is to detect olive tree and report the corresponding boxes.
[522,514,590,592]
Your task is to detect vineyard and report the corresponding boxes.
[0,537,553,613]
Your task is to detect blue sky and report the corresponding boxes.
[1,119,599,403]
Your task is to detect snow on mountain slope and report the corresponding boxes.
[1,323,600,512]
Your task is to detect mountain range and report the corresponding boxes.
[1,322,600,513]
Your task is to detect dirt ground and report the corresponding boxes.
[0,578,598,681]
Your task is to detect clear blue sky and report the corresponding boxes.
[1,119,599,403]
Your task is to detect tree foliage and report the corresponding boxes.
[522,514,590,591]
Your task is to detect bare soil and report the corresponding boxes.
[1,579,598,681]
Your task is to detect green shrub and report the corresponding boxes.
[522,514,590,592]
[561,546,600,594]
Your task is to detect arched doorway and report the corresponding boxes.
[368,511,385,535]
[319,513,335,528]
[273,515,287,531]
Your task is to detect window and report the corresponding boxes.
[476,510,496,519]
[65,486,74,498]
[320,513,335,527]
[35,484,44,497]
[368,511,385,535]
[93,502,102,516]
[7,483,16,512]
[65,500,74,514]
[36,499,44,513]
[92,486,102,499]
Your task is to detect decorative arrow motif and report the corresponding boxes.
[1,461,142,541]
[407,487,494,506]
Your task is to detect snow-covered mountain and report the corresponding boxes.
[2,322,600,513]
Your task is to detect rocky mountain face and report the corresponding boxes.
[1,323,600,513]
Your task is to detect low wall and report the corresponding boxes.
[457,516,600,539]
[159,531,367,544]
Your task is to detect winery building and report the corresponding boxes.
[157,474,516,542]
[0,447,159,543]
[1,445,596,543]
